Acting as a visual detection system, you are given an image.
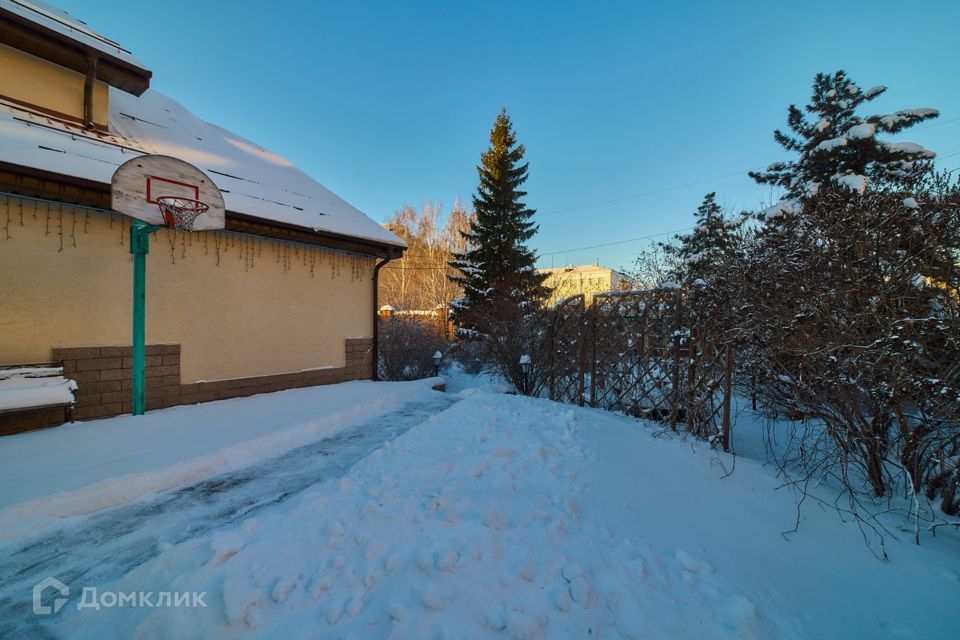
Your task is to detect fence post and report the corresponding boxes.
[589,309,597,408]
[686,328,696,434]
[669,292,682,431]
[577,298,586,407]
[434,305,448,340]
[721,342,733,452]
[547,313,556,401]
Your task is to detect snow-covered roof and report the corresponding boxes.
[1,0,146,70]
[0,89,404,248]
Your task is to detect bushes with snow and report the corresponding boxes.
[731,178,960,519]
[634,71,960,531]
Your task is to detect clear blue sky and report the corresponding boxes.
[60,0,960,271]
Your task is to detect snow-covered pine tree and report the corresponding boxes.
[750,70,938,201]
[449,108,549,330]
[660,192,741,284]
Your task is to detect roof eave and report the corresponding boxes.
[0,162,405,258]
[0,8,151,95]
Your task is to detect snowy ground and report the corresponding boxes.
[1,375,958,638]
[0,379,441,541]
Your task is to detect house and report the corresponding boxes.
[0,1,405,433]
[539,264,636,306]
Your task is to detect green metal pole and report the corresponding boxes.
[130,220,161,416]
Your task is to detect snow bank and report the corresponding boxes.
[0,379,440,544]
[11,385,959,638]
[59,391,792,639]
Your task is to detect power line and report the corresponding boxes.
[915,115,960,131]
[936,149,960,160]
[538,227,692,257]
[387,135,960,269]
[381,226,694,269]
[539,170,747,216]
[536,120,960,219]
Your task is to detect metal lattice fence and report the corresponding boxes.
[545,287,734,449]
[546,294,586,406]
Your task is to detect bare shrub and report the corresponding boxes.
[378,317,448,381]
[447,339,487,375]
[453,280,549,395]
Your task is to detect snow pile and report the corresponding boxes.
[0,365,75,412]
[4,382,958,638]
[0,375,75,412]
[0,379,440,544]
[64,391,785,639]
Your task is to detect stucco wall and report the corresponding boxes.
[0,43,109,126]
[0,196,375,382]
[542,268,614,306]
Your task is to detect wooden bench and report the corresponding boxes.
[0,363,77,435]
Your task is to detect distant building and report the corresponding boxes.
[540,265,636,306]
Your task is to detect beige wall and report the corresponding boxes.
[542,268,613,306]
[0,43,109,126]
[0,197,375,382]
[542,267,637,306]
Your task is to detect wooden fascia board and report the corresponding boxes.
[0,9,151,95]
[0,162,404,258]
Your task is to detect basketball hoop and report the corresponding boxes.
[156,197,209,231]
[113,155,225,416]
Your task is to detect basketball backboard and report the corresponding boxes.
[111,155,225,230]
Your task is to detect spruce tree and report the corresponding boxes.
[750,70,938,201]
[660,192,741,284]
[449,108,548,329]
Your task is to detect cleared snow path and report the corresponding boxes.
[0,379,442,543]
[0,391,458,638]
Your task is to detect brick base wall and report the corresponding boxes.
[3,338,374,434]
[55,344,183,420]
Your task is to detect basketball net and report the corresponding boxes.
[156,197,209,231]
